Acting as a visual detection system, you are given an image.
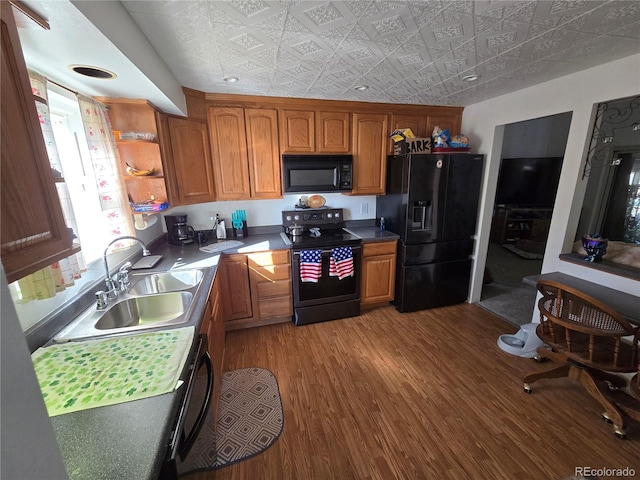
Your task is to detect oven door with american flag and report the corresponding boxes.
[292,244,362,308]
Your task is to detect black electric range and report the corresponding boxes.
[282,208,361,249]
[282,208,362,326]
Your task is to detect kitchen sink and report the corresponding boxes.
[53,268,208,342]
[128,270,203,295]
[94,292,192,330]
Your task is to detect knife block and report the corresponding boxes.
[233,220,248,239]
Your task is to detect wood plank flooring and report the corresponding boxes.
[188,304,640,480]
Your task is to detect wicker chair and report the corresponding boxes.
[523,279,640,438]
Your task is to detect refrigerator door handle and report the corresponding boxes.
[412,201,431,231]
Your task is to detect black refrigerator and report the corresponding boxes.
[376,153,484,312]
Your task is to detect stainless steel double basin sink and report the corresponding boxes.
[54,269,205,342]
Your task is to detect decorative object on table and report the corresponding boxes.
[307,194,326,208]
[582,233,608,262]
[231,210,248,238]
[176,367,283,475]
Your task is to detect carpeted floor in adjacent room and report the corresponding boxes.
[479,242,542,326]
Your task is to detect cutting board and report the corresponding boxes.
[32,326,194,417]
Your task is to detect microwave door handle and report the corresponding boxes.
[178,351,213,461]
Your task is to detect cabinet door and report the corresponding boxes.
[390,114,427,138]
[361,255,396,305]
[166,116,216,205]
[208,107,251,200]
[426,112,462,138]
[245,108,282,199]
[1,1,73,283]
[389,114,427,153]
[351,113,388,195]
[219,254,253,321]
[281,110,314,153]
[317,111,350,153]
[361,241,397,305]
[208,278,224,426]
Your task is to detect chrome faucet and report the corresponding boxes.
[99,236,151,308]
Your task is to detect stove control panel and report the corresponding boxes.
[282,208,344,227]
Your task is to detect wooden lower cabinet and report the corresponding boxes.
[219,249,293,331]
[218,254,253,321]
[200,275,224,425]
[248,250,292,324]
[360,240,397,307]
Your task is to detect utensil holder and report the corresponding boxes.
[233,221,248,239]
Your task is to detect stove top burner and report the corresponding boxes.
[286,228,361,249]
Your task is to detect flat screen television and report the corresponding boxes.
[495,157,563,208]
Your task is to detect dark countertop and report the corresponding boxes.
[49,232,290,480]
[343,227,400,242]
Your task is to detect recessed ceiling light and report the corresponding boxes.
[223,76,239,83]
[69,65,116,80]
[462,74,479,82]
[354,85,369,91]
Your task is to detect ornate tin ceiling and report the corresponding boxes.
[122,0,640,105]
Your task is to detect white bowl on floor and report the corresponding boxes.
[497,323,544,358]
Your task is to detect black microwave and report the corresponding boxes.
[282,154,353,193]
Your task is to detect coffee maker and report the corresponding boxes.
[165,214,195,245]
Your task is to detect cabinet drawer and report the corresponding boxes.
[247,249,290,267]
[363,240,397,257]
[257,279,291,298]
[258,296,293,318]
[252,264,291,282]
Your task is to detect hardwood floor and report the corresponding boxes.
[189,304,640,480]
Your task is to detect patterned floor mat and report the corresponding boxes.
[177,367,283,475]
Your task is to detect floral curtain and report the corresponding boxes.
[76,95,134,248]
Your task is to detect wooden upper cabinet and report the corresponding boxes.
[390,114,427,138]
[165,116,216,205]
[426,112,462,138]
[351,113,388,195]
[245,108,281,199]
[208,106,251,200]
[281,110,314,153]
[1,1,74,283]
[316,111,350,153]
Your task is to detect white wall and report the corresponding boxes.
[462,53,640,309]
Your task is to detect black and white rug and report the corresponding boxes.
[177,367,283,475]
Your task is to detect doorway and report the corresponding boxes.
[479,113,572,326]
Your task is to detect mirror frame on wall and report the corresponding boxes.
[576,95,640,244]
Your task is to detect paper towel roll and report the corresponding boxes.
[134,213,158,230]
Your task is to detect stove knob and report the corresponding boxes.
[334,211,340,218]
[285,215,292,221]
[294,214,300,221]
[327,213,333,219]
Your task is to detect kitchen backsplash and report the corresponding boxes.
[156,194,377,232]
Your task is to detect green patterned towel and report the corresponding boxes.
[32,326,195,417]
